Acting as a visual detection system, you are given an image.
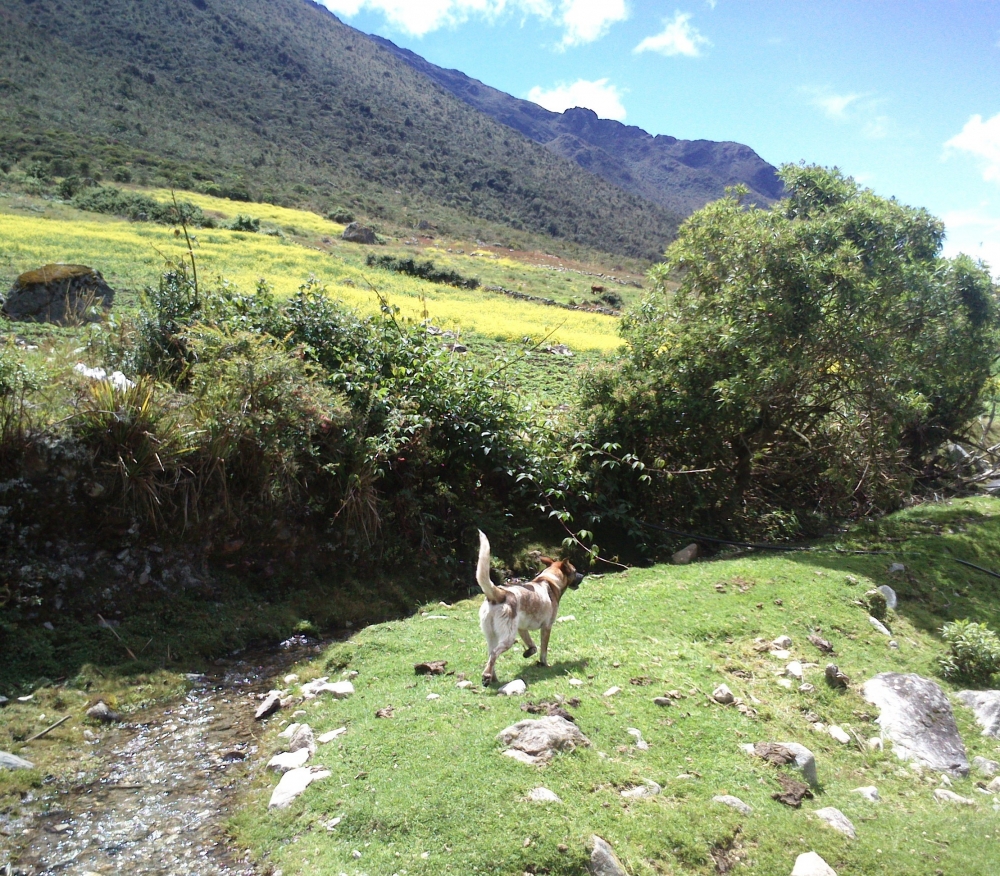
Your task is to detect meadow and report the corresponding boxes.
[0,189,624,352]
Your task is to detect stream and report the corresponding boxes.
[5,635,324,876]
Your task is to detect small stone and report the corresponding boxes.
[589,835,627,876]
[777,678,793,688]
[626,728,649,750]
[878,585,898,610]
[807,634,834,654]
[86,701,123,723]
[268,766,331,808]
[987,776,1000,793]
[813,807,856,838]
[498,679,527,696]
[771,635,793,649]
[414,661,448,675]
[325,816,342,830]
[868,737,883,751]
[427,693,441,700]
[889,563,905,574]
[771,649,792,660]
[852,785,880,802]
[889,640,899,649]
[672,543,700,565]
[318,727,347,744]
[267,749,310,773]
[557,615,576,622]
[300,678,354,699]
[799,683,815,693]
[456,680,474,689]
[824,664,850,688]
[255,691,283,720]
[973,756,999,777]
[603,686,621,697]
[828,725,851,744]
[652,696,672,707]
[292,709,307,718]
[568,678,584,687]
[713,794,753,815]
[712,684,735,705]
[786,661,804,680]
[288,724,316,755]
[527,787,562,803]
[791,851,838,876]
[0,751,35,770]
[621,780,661,798]
[283,673,299,684]
[934,788,974,805]
[869,616,892,636]
[277,723,301,739]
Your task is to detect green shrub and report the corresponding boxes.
[365,254,479,289]
[226,214,260,232]
[72,185,206,226]
[938,619,1000,685]
[327,208,355,224]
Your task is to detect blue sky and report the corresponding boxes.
[320,1,1000,270]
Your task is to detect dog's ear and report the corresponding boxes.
[539,555,555,566]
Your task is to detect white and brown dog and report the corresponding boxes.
[476,530,583,686]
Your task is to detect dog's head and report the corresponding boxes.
[539,556,585,590]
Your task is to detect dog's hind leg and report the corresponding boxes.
[519,630,537,659]
[483,633,517,686]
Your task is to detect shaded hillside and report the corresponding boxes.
[373,35,784,216]
[0,0,679,260]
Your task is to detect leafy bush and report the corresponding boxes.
[226,214,260,232]
[581,165,1000,542]
[72,186,206,226]
[938,619,1000,685]
[365,254,480,290]
[328,209,355,224]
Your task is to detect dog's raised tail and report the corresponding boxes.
[476,530,502,603]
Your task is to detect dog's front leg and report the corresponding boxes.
[519,630,537,659]
[538,625,552,666]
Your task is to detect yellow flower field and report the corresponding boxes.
[0,209,620,350]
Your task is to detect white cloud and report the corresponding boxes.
[945,113,1000,183]
[805,88,890,139]
[527,78,627,120]
[942,207,1000,277]
[559,0,628,48]
[815,93,860,120]
[319,0,624,45]
[634,11,710,57]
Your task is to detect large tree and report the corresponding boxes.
[582,164,1000,539]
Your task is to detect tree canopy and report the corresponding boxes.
[582,164,1000,540]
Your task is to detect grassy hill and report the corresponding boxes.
[0,0,679,261]
[230,497,1000,875]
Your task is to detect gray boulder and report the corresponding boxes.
[813,807,856,839]
[342,222,377,244]
[862,673,969,775]
[0,751,34,770]
[497,716,590,765]
[957,690,1000,737]
[3,264,114,324]
[588,835,627,876]
[791,852,837,876]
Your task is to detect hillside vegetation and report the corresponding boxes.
[0,0,679,260]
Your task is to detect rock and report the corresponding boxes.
[889,562,905,574]
[799,683,815,693]
[266,748,310,773]
[807,634,834,654]
[933,788,974,805]
[956,690,1000,737]
[341,222,377,244]
[589,836,627,876]
[862,673,969,775]
[603,686,621,698]
[813,807,856,839]
[772,773,813,807]
[277,723,301,739]
[786,661,804,680]
[0,751,34,770]
[498,679,527,696]
[497,716,590,765]
[621,780,661,798]
[456,680,475,689]
[868,737,883,751]
[672,543,700,565]
[288,724,316,755]
[712,684,736,705]
[527,786,562,803]
[771,649,792,660]
[745,741,818,786]
[300,678,355,699]
[828,725,851,744]
[864,588,888,620]
[653,696,672,707]
[713,794,753,815]
[987,776,1000,793]
[771,635,793,649]
[427,693,441,700]
[268,765,331,809]
[852,785,880,802]
[318,727,347,744]
[973,755,1000,777]
[791,851,837,876]
[414,660,448,675]
[627,728,649,750]
[824,664,850,688]
[255,690,283,720]
[86,700,123,722]
[868,616,892,636]
[878,584,898,610]
[777,678,793,688]
[3,264,114,324]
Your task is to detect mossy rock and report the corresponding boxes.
[3,263,114,324]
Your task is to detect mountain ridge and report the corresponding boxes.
[371,34,784,216]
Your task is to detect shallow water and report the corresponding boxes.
[10,638,323,876]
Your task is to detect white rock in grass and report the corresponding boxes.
[852,786,880,802]
[589,835,627,876]
[498,679,527,696]
[934,788,975,805]
[318,727,347,744]
[300,678,355,699]
[527,787,562,803]
[277,723,301,739]
[621,780,661,798]
[791,851,837,876]
[712,684,735,705]
[568,678,584,687]
[786,661,804,681]
[828,725,851,744]
[267,749,310,773]
[456,680,474,689]
[957,690,1000,738]
[497,716,590,765]
[627,728,649,750]
[771,649,792,660]
[713,794,753,815]
[268,766,330,809]
[603,686,622,698]
[0,751,34,770]
[878,585,898,610]
[987,776,1000,793]
[288,724,316,755]
[869,616,892,636]
[813,807,856,839]
[557,615,576,622]
[777,678,793,689]
[771,636,793,650]
[427,693,441,700]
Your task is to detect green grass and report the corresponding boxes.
[232,496,1000,875]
